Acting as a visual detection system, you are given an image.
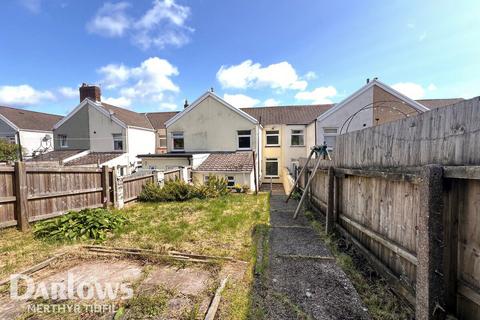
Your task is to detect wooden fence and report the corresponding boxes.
[0,164,159,230]
[298,97,480,320]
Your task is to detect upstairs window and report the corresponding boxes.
[266,130,280,146]
[291,130,304,146]
[323,128,338,149]
[237,130,251,150]
[158,129,167,148]
[172,132,184,151]
[59,135,68,148]
[113,134,123,151]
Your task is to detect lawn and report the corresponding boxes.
[0,193,270,319]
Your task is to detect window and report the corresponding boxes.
[265,158,279,177]
[158,129,167,148]
[6,136,16,144]
[113,134,123,151]
[237,130,251,150]
[226,176,235,188]
[323,128,338,149]
[265,130,279,146]
[59,135,68,148]
[291,130,304,146]
[172,132,184,151]
[204,175,210,183]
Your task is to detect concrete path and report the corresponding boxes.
[252,188,370,320]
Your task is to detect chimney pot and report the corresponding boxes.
[79,84,101,103]
[184,99,189,109]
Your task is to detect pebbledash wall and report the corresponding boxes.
[298,97,480,320]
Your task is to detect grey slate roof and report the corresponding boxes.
[0,106,62,131]
[100,102,153,129]
[65,152,124,166]
[28,150,86,162]
[241,104,332,125]
[145,112,179,130]
[195,152,253,172]
[416,98,464,109]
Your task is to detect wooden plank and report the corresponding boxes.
[101,166,110,208]
[14,162,30,231]
[26,167,102,173]
[122,174,154,183]
[0,220,18,229]
[339,214,418,265]
[28,204,102,222]
[27,187,103,200]
[0,196,16,204]
[443,166,480,180]
[204,276,229,320]
[326,167,334,233]
[0,166,14,172]
[457,281,480,307]
[335,167,422,184]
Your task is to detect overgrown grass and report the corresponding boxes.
[305,210,414,320]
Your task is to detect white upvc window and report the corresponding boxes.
[158,129,167,148]
[237,130,251,150]
[265,158,279,177]
[172,132,184,151]
[59,135,68,148]
[291,129,304,146]
[265,130,280,146]
[323,127,338,150]
[6,136,16,144]
[113,134,123,151]
[226,176,235,188]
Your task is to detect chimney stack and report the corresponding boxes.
[184,99,189,109]
[79,83,101,103]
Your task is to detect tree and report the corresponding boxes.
[0,139,20,162]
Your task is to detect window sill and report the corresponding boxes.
[237,148,252,151]
[289,145,306,147]
[265,175,280,179]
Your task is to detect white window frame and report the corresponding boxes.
[290,129,304,146]
[323,127,338,150]
[172,132,184,151]
[6,136,16,144]
[113,134,123,151]
[59,135,68,148]
[265,130,280,147]
[237,130,251,150]
[265,158,279,177]
[226,176,235,188]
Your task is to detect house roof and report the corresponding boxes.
[195,151,254,172]
[165,91,259,127]
[145,112,179,130]
[28,149,86,162]
[242,104,332,125]
[0,106,62,131]
[416,98,464,109]
[100,102,153,129]
[65,152,124,166]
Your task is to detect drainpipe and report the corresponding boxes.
[16,131,23,161]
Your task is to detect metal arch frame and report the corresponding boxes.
[339,100,421,135]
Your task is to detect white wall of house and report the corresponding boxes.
[192,170,255,191]
[19,130,54,157]
[126,127,156,166]
[142,157,191,171]
[88,105,126,152]
[167,96,259,152]
[316,85,374,148]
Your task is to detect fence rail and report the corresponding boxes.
[298,97,480,320]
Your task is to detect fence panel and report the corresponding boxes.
[0,167,16,228]
[164,168,181,181]
[122,173,154,203]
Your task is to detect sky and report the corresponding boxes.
[0,0,479,115]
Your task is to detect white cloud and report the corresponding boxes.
[19,0,41,13]
[103,96,132,108]
[391,82,425,99]
[87,0,193,49]
[304,71,317,80]
[427,83,437,91]
[160,102,177,110]
[264,98,280,106]
[295,86,337,104]
[58,86,78,98]
[217,60,308,91]
[98,57,180,107]
[223,94,260,108]
[87,2,131,37]
[0,85,55,106]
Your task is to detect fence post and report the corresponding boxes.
[111,168,118,207]
[115,177,124,209]
[14,161,30,231]
[326,166,335,233]
[101,165,110,209]
[416,164,446,320]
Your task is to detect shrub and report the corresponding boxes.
[139,176,229,202]
[33,208,127,242]
[0,139,20,162]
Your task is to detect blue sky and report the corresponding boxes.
[0,0,479,115]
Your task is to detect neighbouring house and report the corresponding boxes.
[242,104,332,184]
[0,106,62,159]
[50,84,156,175]
[139,90,261,191]
[145,111,179,154]
[315,78,464,151]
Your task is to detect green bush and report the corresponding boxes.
[33,208,127,242]
[139,176,229,202]
[0,139,20,162]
